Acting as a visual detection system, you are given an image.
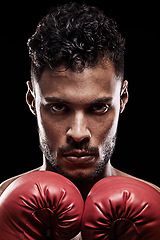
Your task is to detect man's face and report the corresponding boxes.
[27,62,128,182]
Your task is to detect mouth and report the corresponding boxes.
[62,150,96,164]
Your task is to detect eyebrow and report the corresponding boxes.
[44,97,113,105]
[89,97,113,105]
[44,97,70,104]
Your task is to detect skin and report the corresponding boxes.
[0,62,160,201]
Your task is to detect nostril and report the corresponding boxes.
[82,136,90,145]
[66,135,89,144]
[67,135,90,150]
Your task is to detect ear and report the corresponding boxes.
[120,80,128,114]
[26,81,36,115]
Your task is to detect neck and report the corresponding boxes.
[40,156,114,200]
[74,161,114,200]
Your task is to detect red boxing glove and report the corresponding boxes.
[81,176,160,240]
[0,171,84,240]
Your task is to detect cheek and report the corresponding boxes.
[37,109,67,149]
[90,108,119,145]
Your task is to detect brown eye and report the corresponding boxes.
[90,104,109,114]
[51,103,69,113]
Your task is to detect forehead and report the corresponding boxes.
[35,63,122,103]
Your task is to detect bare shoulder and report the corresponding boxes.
[112,167,160,193]
[0,167,41,196]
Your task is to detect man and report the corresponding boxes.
[0,2,159,199]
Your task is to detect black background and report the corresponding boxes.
[1,0,159,186]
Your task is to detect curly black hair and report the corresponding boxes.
[27,2,125,81]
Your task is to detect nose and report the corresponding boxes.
[66,111,91,144]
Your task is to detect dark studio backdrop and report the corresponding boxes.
[1,0,159,187]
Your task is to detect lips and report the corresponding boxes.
[62,151,96,164]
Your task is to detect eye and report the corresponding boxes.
[51,103,69,113]
[90,103,109,115]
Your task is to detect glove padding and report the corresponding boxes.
[0,171,84,240]
[81,176,160,240]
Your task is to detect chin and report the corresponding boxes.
[56,166,104,184]
[47,156,108,183]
